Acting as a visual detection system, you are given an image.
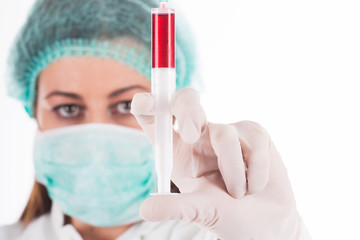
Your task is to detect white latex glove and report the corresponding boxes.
[130,88,301,240]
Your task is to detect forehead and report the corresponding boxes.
[37,57,150,96]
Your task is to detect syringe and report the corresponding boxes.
[151,0,176,195]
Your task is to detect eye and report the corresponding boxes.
[110,101,132,115]
[53,104,85,118]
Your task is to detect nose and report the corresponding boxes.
[83,100,142,129]
[85,102,113,124]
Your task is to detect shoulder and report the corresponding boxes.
[0,213,59,240]
[130,220,218,240]
[0,221,23,239]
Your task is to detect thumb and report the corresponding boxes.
[140,193,197,222]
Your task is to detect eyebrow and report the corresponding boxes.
[45,85,147,100]
[107,85,147,99]
[45,91,83,100]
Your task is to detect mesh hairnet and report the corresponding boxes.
[6,0,199,118]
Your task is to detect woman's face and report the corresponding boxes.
[35,57,150,131]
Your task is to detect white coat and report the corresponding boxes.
[0,203,313,240]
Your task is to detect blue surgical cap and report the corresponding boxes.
[6,0,199,118]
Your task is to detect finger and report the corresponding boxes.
[130,93,155,144]
[140,194,189,222]
[232,121,270,194]
[208,123,247,198]
[172,88,206,144]
[140,193,203,223]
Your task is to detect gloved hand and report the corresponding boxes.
[130,88,301,240]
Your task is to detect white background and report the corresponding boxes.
[1,0,360,239]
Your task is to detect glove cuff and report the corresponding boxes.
[296,210,313,240]
[295,210,302,240]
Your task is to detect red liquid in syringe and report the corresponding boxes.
[152,13,175,68]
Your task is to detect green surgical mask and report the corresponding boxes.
[33,123,156,227]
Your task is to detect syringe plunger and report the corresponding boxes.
[151,2,176,195]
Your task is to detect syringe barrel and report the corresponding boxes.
[151,68,175,194]
[151,5,176,194]
[152,7,175,68]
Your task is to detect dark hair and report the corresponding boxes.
[20,180,51,227]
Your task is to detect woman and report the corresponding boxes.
[1,0,312,239]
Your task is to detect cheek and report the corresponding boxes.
[35,78,61,131]
[35,98,77,131]
[35,103,60,131]
[35,98,51,131]
[113,115,143,130]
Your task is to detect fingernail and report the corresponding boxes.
[131,93,154,115]
[180,118,201,144]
